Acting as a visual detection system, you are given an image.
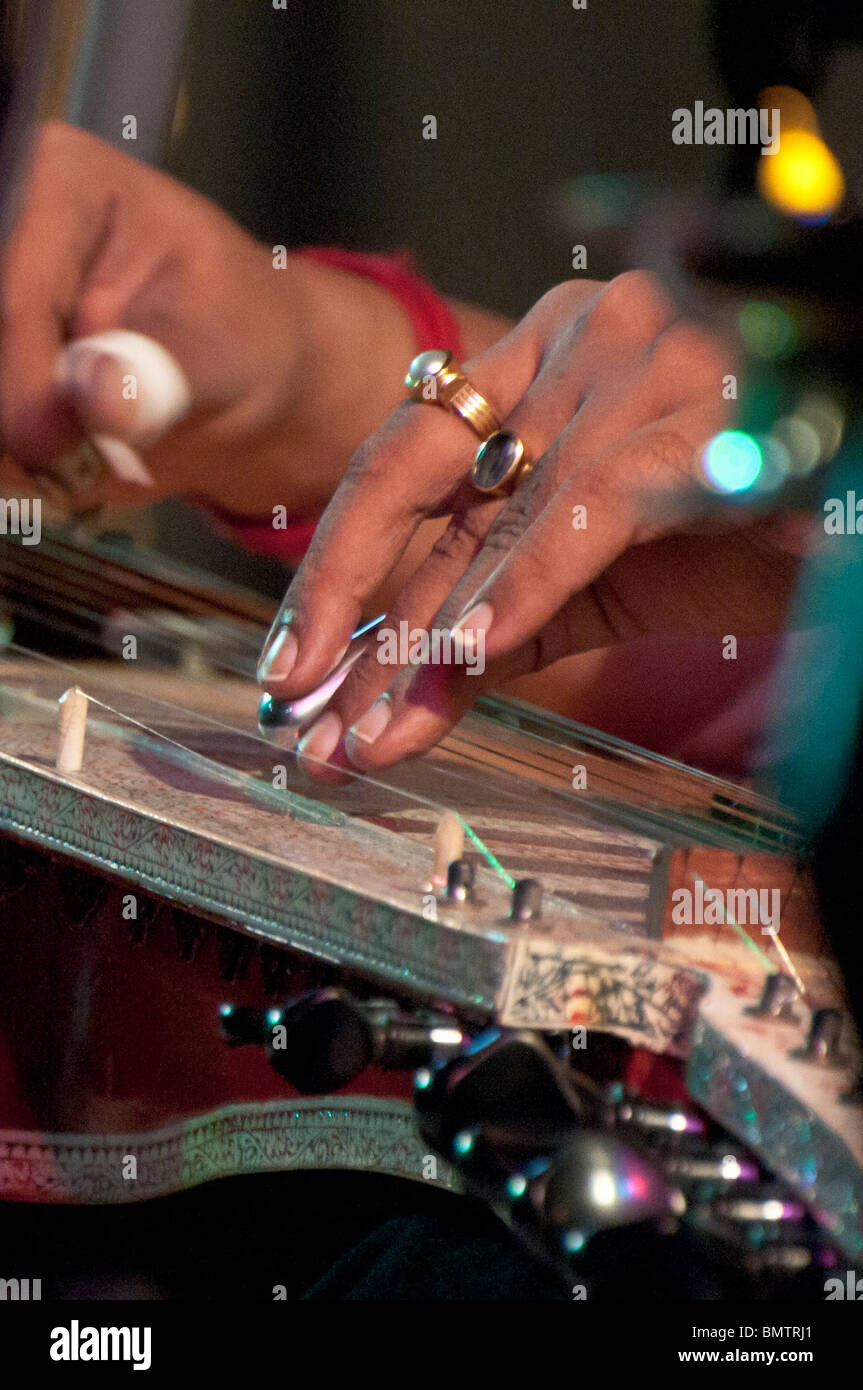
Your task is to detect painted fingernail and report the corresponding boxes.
[60,331,192,439]
[346,696,392,758]
[92,435,155,487]
[257,623,298,685]
[297,710,342,763]
[449,600,493,649]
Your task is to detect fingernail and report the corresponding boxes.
[93,435,155,487]
[449,600,494,648]
[297,710,342,763]
[257,622,298,684]
[346,696,392,758]
[60,331,192,439]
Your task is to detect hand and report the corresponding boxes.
[0,122,431,518]
[257,271,803,780]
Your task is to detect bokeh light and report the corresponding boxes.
[738,300,796,360]
[759,86,819,136]
[771,415,822,475]
[701,431,763,493]
[758,129,845,223]
[797,393,845,461]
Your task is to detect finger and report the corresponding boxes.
[256,280,606,698]
[287,313,639,781]
[454,424,698,667]
[0,129,105,466]
[297,629,543,782]
[348,294,687,677]
[333,516,799,778]
[295,438,637,783]
[60,331,191,445]
[290,306,688,778]
[339,596,606,773]
[314,324,612,708]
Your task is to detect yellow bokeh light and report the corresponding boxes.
[758,129,845,221]
[759,85,819,136]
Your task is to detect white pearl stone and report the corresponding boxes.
[405,349,450,389]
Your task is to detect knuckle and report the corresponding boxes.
[652,322,728,385]
[342,402,447,511]
[484,488,535,553]
[529,279,596,330]
[535,281,580,316]
[429,509,488,567]
[590,270,672,338]
[342,411,407,488]
[636,428,694,484]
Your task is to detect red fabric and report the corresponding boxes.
[204,246,464,562]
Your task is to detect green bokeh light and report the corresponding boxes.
[738,300,796,360]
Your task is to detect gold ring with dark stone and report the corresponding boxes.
[471,429,533,495]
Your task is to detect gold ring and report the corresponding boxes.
[405,349,500,441]
[471,429,533,495]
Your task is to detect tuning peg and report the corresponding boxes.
[415,1029,585,1172]
[57,685,88,774]
[540,1131,683,1246]
[746,971,799,1023]
[445,859,474,902]
[265,989,374,1092]
[664,1146,760,1186]
[610,1094,706,1138]
[793,1007,849,1067]
[709,1188,806,1225]
[509,878,543,923]
[263,990,466,1093]
[431,811,465,889]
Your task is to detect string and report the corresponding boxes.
[731,861,810,998]
[691,871,775,973]
[85,691,517,888]
[6,642,517,888]
[454,811,516,889]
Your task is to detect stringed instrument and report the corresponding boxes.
[0,526,859,1281]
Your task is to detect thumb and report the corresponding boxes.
[60,330,192,444]
[58,330,192,481]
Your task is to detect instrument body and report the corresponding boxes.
[0,531,859,1267]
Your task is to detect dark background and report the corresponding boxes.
[166,0,863,316]
[148,0,863,580]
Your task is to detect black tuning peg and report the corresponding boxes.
[220,988,468,1094]
[539,1130,681,1245]
[508,879,542,923]
[265,990,375,1093]
[415,1029,587,1181]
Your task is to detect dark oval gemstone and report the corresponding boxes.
[473,430,523,491]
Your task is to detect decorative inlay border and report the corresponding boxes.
[0,755,504,1016]
[0,1097,457,1204]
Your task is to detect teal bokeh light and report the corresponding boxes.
[453,1129,475,1157]
[702,431,763,493]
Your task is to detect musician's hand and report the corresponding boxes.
[1,122,504,518]
[258,271,804,780]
